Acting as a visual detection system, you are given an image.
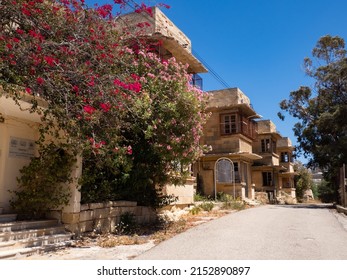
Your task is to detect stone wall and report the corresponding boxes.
[59,201,157,235]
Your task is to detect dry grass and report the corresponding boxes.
[74,207,245,248]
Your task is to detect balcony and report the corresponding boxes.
[220,117,257,140]
[117,7,207,74]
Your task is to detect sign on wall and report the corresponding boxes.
[9,137,35,159]
[216,158,234,183]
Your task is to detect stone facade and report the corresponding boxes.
[49,201,156,235]
[196,88,296,202]
[117,7,207,74]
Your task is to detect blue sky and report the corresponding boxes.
[86,0,347,163]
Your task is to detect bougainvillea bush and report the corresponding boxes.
[0,0,209,208]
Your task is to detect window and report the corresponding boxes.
[234,162,240,183]
[262,172,272,186]
[221,114,237,135]
[261,139,271,152]
[281,152,289,163]
[191,74,203,89]
[216,160,239,183]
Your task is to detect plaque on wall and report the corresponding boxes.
[9,137,35,158]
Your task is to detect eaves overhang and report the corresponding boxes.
[201,152,262,161]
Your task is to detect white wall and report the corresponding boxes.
[0,97,40,212]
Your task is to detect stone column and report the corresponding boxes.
[61,154,82,229]
[251,184,255,200]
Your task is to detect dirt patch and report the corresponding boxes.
[15,206,246,260]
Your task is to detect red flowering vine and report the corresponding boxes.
[0,0,209,207]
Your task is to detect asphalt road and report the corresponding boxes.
[136,204,347,260]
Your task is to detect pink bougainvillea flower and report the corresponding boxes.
[83,105,96,115]
[36,77,44,85]
[25,87,32,94]
[44,56,56,66]
[72,85,79,93]
[21,8,31,16]
[131,73,140,81]
[135,3,153,17]
[96,4,113,18]
[16,28,24,35]
[129,82,142,93]
[100,102,111,112]
[126,145,133,155]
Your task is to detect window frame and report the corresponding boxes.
[220,113,238,135]
[262,172,273,186]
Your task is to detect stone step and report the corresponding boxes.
[0,234,73,259]
[0,247,37,259]
[0,219,59,233]
[0,216,73,259]
[0,214,17,223]
[0,226,67,242]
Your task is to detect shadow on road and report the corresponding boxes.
[275,203,335,209]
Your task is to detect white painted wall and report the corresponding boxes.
[0,97,40,212]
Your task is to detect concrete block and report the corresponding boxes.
[104,201,113,208]
[94,208,111,219]
[94,218,111,233]
[79,220,94,233]
[62,212,80,224]
[79,210,94,222]
[109,217,120,231]
[122,207,136,214]
[88,203,105,210]
[110,207,122,217]
[64,223,80,234]
[112,201,137,207]
[80,204,90,211]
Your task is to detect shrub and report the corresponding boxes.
[189,206,201,215]
[10,143,75,219]
[199,201,214,212]
[222,199,245,211]
[113,212,137,235]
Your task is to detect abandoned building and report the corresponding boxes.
[195,88,296,201]
[0,7,207,234]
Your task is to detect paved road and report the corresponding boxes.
[136,204,347,260]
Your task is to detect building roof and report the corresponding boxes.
[117,7,207,73]
[206,88,261,117]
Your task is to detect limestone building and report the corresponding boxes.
[0,7,206,226]
[195,88,296,201]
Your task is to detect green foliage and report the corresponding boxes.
[316,180,337,203]
[113,212,137,235]
[10,143,75,219]
[218,193,245,210]
[311,183,319,199]
[199,201,214,212]
[194,192,212,201]
[222,200,245,211]
[216,192,233,202]
[280,35,347,195]
[189,205,202,215]
[294,161,313,199]
[1,1,209,209]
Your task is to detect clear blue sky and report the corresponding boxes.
[86,0,347,163]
